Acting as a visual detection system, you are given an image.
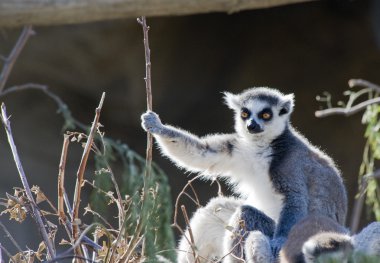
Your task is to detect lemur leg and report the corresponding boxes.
[245,231,273,263]
[223,205,275,263]
[177,197,243,263]
[141,111,236,174]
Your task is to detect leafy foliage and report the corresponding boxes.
[360,103,380,220]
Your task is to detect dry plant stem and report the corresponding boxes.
[181,205,199,263]
[173,174,203,224]
[58,134,70,223]
[71,92,105,258]
[124,16,154,262]
[0,25,34,93]
[0,221,23,253]
[0,103,55,258]
[0,244,12,261]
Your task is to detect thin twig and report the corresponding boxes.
[71,92,105,258]
[173,174,203,224]
[0,26,34,93]
[123,16,154,262]
[181,205,200,263]
[0,244,12,261]
[58,134,70,223]
[0,103,55,258]
[91,141,124,229]
[315,97,380,118]
[0,221,23,253]
[349,79,380,93]
[137,16,153,111]
[0,83,87,130]
[350,177,367,234]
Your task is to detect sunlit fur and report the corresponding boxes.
[177,196,242,263]
[141,87,347,262]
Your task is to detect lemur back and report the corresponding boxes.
[141,87,347,259]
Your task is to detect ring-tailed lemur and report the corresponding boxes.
[141,87,347,261]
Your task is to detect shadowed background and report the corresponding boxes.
[0,0,379,254]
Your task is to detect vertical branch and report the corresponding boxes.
[350,179,367,233]
[0,25,34,93]
[122,16,154,262]
[58,134,70,223]
[138,16,154,175]
[0,103,55,258]
[71,92,105,256]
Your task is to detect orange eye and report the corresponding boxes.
[241,111,249,119]
[262,112,271,120]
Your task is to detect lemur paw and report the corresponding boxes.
[270,237,286,258]
[141,111,164,134]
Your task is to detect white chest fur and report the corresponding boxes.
[228,140,284,223]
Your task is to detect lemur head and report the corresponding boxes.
[224,87,294,140]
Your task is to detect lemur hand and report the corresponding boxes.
[270,236,286,258]
[141,111,165,134]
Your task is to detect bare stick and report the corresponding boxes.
[0,221,23,253]
[173,174,203,224]
[315,97,380,118]
[0,103,55,258]
[0,26,34,93]
[181,205,200,263]
[58,134,70,223]
[349,79,380,93]
[315,79,380,118]
[0,244,12,262]
[125,16,154,261]
[71,92,105,257]
[350,178,367,233]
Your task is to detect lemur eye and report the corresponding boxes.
[259,109,272,121]
[241,108,250,119]
[262,112,271,120]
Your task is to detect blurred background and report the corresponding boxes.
[0,0,379,255]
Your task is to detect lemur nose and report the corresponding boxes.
[247,121,263,134]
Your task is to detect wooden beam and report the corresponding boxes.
[0,0,315,28]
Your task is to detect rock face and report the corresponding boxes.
[0,0,377,252]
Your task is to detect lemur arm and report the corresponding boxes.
[141,111,236,175]
[271,192,308,256]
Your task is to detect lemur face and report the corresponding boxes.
[224,87,294,141]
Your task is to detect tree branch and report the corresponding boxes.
[71,92,105,258]
[315,97,380,118]
[120,16,154,262]
[58,134,70,224]
[349,79,380,93]
[0,103,55,258]
[0,0,315,28]
[0,26,34,93]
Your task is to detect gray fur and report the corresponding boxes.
[352,222,380,257]
[141,87,347,261]
[280,215,351,263]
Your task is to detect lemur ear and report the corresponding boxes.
[279,93,295,116]
[223,92,240,110]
